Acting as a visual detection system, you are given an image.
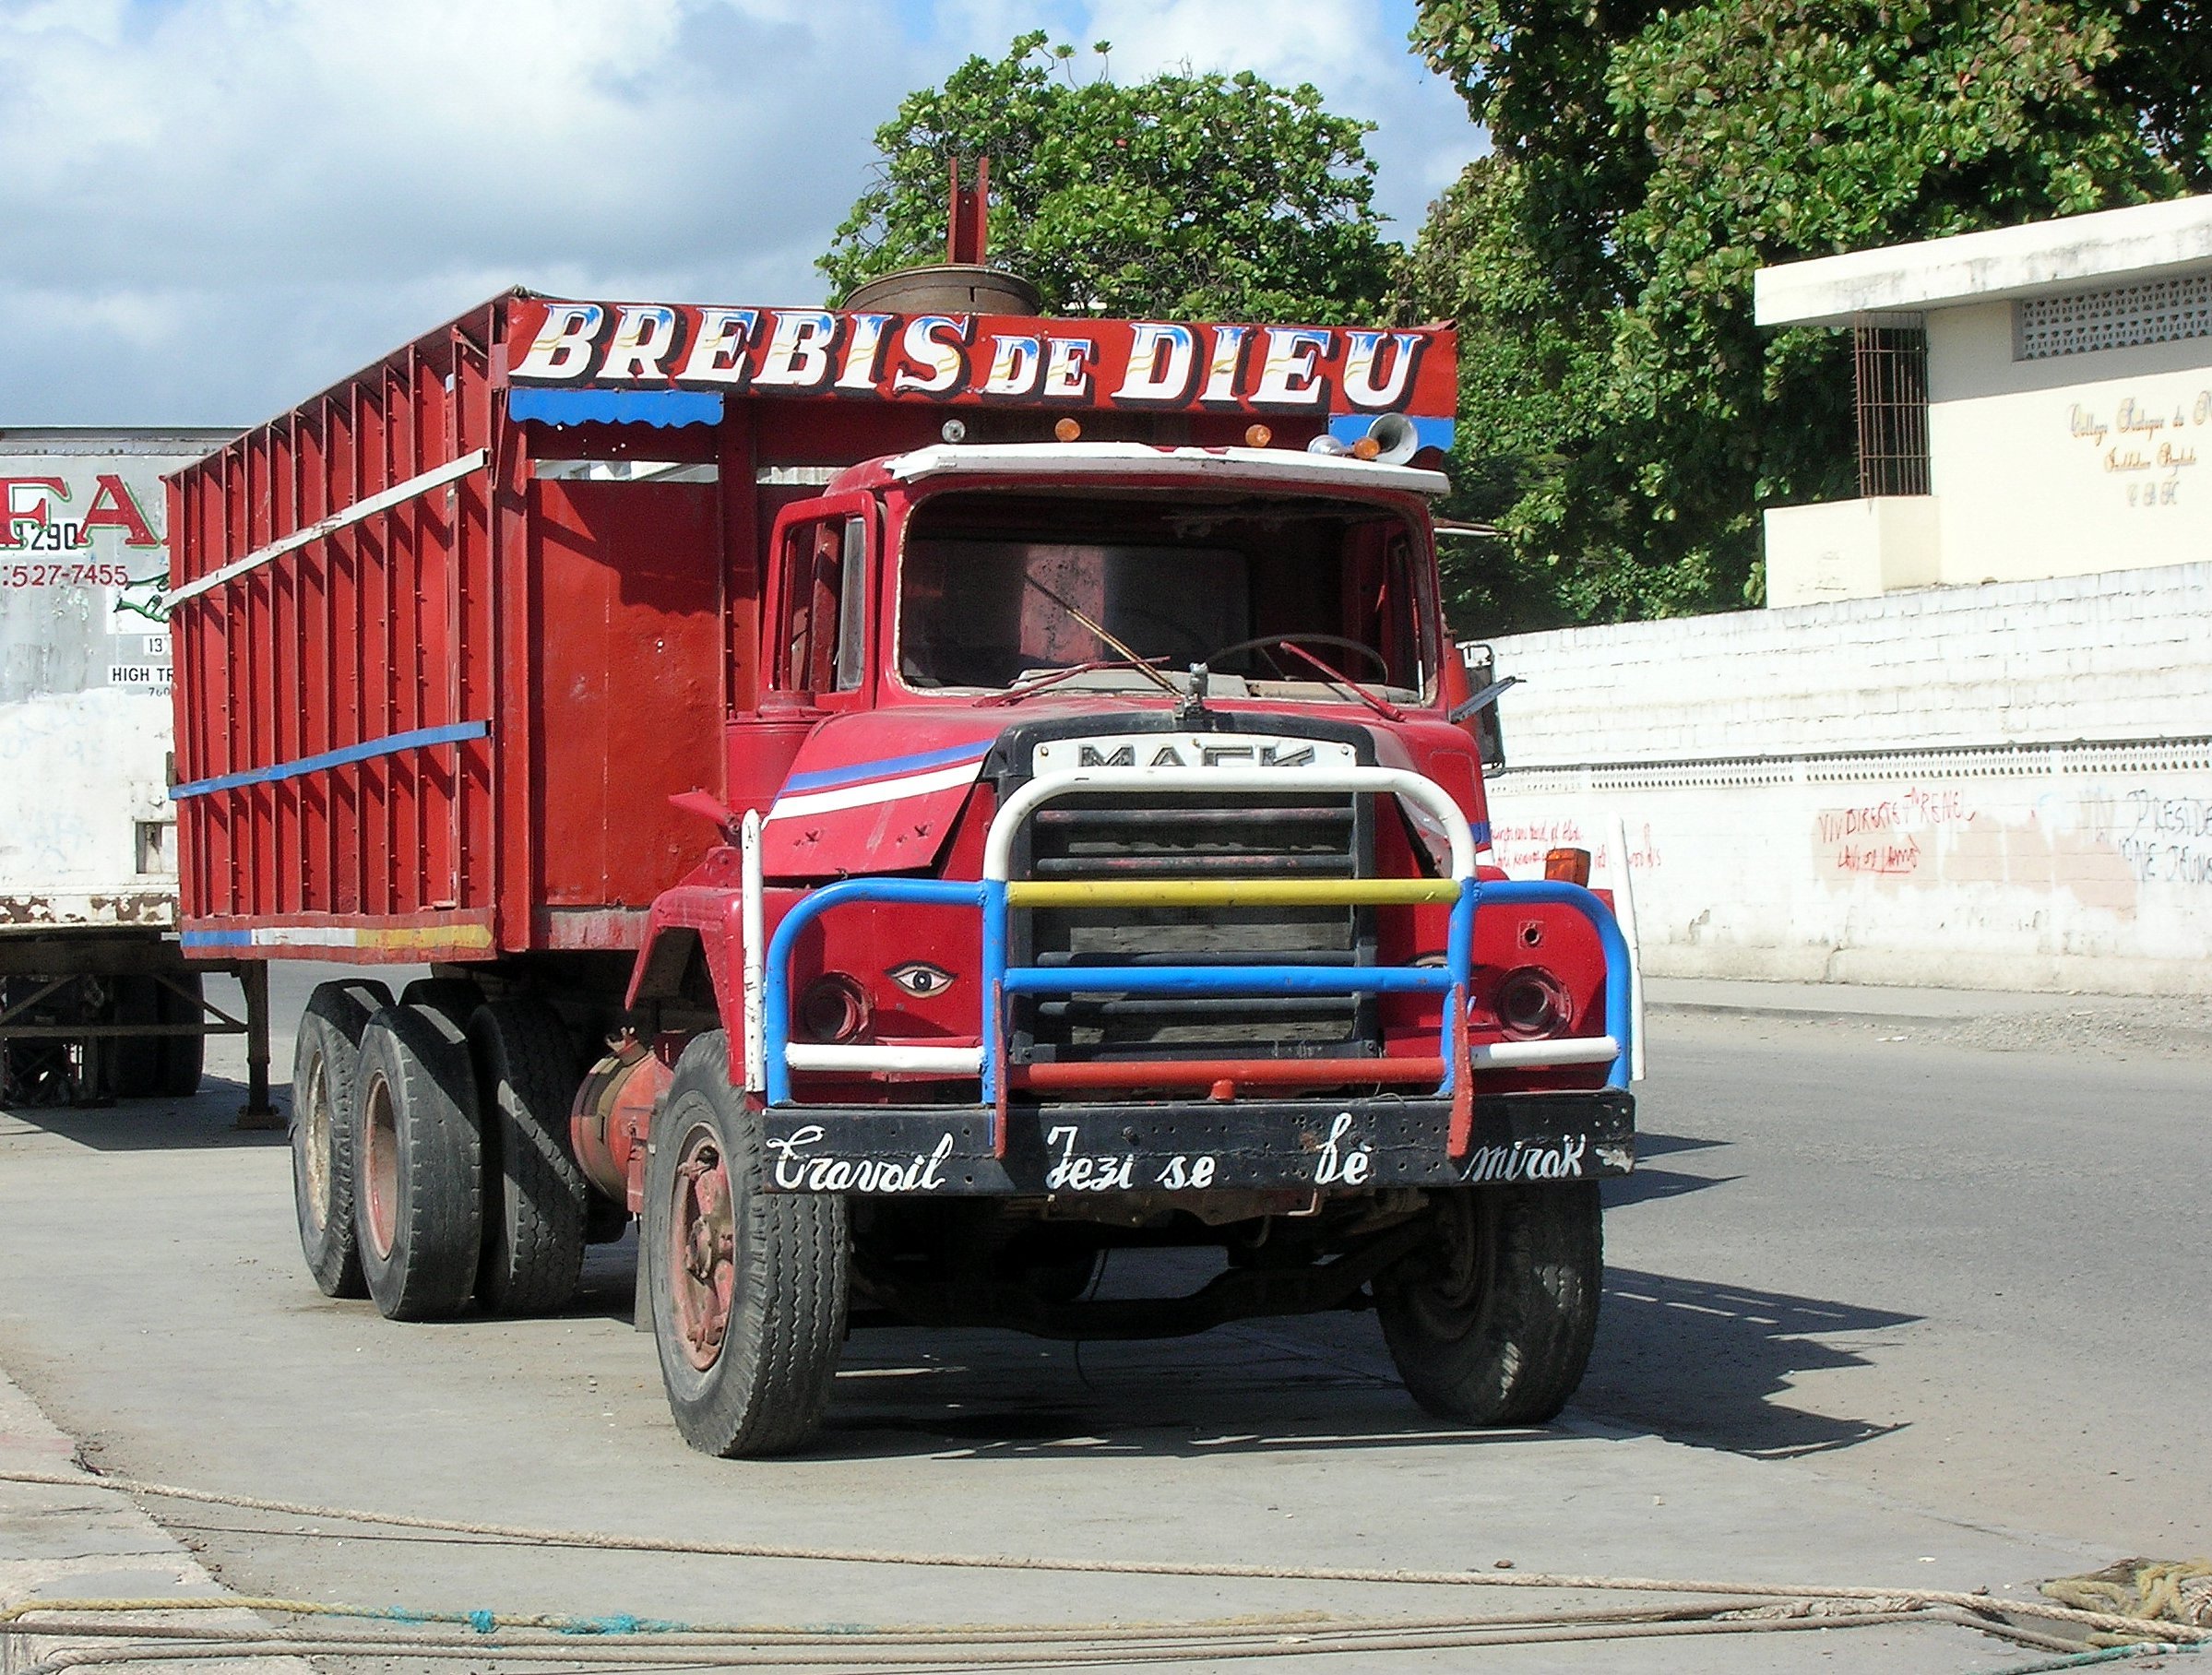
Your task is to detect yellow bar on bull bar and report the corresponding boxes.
[1005,878,1463,909]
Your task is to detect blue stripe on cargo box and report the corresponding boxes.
[508,387,725,428]
[171,720,490,800]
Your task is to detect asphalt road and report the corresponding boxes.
[2,965,2206,1672]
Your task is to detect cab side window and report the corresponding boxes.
[776,515,867,695]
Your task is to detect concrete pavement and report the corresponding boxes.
[11,968,2199,1671]
[0,1369,308,1675]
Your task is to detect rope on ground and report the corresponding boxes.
[0,1606,2130,1674]
[2,1467,2205,1673]
[0,1465,2199,1648]
[1981,1641,2211,1674]
[2043,1559,2212,1645]
[3,1597,1793,1641]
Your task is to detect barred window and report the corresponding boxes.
[1853,315,1930,498]
[2016,274,2212,360]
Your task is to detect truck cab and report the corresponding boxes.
[623,437,1634,1455]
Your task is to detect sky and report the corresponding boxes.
[0,0,1481,427]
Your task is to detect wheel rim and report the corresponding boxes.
[667,1121,736,1372]
[301,1051,333,1231]
[362,1072,399,1259]
[1408,1193,1492,1341]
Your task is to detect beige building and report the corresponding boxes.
[1755,194,2212,606]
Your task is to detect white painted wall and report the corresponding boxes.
[1765,495,1942,606]
[1925,301,2212,585]
[1481,564,2212,993]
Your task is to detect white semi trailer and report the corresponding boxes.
[0,427,270,1113]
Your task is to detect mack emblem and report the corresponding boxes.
[1033,732,1359,775]
[1077,742,1314,767]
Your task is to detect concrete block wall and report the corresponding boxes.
[1480,564,2212,993]
[1486,563,2212,766]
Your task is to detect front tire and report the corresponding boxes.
[1375,1183,1603,1427]
[644,1032,848,1457]
[353,1003,482,1320]
[291,980,391,1299]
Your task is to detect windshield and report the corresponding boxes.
[897,489,1436,701]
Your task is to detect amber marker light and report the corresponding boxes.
[1054,417,1083,442]
[1350,436,1382,460]
[1244,423,1273,447]
[1544,847,1593,886]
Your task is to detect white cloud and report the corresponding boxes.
[0,0,1477,426]
[1073,0,1481,232]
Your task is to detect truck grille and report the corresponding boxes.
[1008,790,1379,1064]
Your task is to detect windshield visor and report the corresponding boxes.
[897,489,1436,702]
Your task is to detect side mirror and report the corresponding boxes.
[1447,644,1516,770]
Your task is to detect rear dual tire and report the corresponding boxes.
[353,1003,483,1320]
[103,973,205,1100]
[469,999,589,1313]
[292,985,589,1317]
[155,972,207,1098]
[291,980,393,1299]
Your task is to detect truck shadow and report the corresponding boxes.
[1576,1267,1915,1458]
[523,1139,1909,1467]
[799,1256,1914,1464]
[1602,1129,1736,1207]
[0,1078,285,1151]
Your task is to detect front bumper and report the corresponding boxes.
[759,1088,1635,1195]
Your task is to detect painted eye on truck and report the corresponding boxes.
[886,961,955,998]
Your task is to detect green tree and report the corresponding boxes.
[821,33,1393,322]
[1405,1,2211,634]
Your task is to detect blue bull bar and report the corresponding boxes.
[758,766,1633,1155]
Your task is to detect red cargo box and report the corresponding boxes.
[168,291,1455,965]
[171,296,727,962]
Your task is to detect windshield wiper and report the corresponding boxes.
[978,655,1176,707]
[1276,639,1407,722]
[1020,576,1183,700]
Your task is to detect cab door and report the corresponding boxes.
[725,493,879,816]
[763,493,878,712]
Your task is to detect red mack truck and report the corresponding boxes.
[169,261,1637,1456]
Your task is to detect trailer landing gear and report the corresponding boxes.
[645,1032,848,1458]
[233,960,278,1129]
